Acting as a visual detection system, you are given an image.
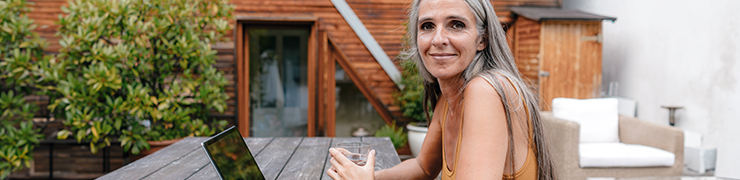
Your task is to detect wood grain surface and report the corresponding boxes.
[98,137,400,180]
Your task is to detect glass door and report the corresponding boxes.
[248,28,310,137]
[333,62,386,137]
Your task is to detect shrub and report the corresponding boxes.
[0,0,47,178]
[394,58,429,125]
[41,0,235,155]
[374,121,407,150]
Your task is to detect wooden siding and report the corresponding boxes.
[512,17,542,88]
[27,0,560,124]
[330,36,395,132]
[232,0,407,123]
[539,21,602,110]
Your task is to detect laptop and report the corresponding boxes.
[201,126,266,180]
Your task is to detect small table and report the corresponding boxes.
[97,137,401,180]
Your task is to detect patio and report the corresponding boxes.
[2,0,739,179]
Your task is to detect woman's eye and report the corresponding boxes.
[420,22,434,31]
[450,21,465,29]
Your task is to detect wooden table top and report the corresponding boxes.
[97,137,402,180]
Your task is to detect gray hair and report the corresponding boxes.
[402,0,555,179]
[403,0,519,84]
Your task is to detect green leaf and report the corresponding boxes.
[76,130,85,142]
[157,102,169,110]
[131,146,140,155]
[17,139,27,147]
[91,126,99,140]
[114,119,122,130]
[90,142,98,154]
[19,41,31,48]
[12,67,24,74]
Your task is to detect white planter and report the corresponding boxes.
[407,123,429,157]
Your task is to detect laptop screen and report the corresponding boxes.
[202,126,265,180]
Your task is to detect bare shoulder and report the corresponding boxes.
[464,77,498,99]
[463,77,504,118]
[464,75,510,103]
[466,73,523,105]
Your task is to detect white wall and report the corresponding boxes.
[561,0,740,176]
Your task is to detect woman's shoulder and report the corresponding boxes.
[464,71,526,108]
[465,71,517,95]
[463,76,502,106]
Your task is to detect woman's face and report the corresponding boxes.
[417,0,486,81]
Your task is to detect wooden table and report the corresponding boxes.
[97,137,402,180]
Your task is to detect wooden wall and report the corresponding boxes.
[510,16,603,110]
[511,17,542,88]
[27,0,65,53]
[231,0,409,121]
[539,20,602,108]
[27,0,560,124]
[229,0,560,120]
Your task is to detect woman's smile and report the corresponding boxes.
[417,0,485,81]
[428,52,459,60]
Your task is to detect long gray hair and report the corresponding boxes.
[402,0,555,179]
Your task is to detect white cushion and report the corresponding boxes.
[552,98,619,143]
[579,142,675,167]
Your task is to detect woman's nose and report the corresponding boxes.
[431,28,448,47]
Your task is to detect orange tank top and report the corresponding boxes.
[440,101,538,180]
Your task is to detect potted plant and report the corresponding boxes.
[40,0,235,156]
[374,121,407,150]
[0,0,47,178]
[394,58,430,157]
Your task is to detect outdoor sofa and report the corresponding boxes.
[541,98,684,180]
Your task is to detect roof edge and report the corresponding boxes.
[331,0,402,87]
[511,7,617,22]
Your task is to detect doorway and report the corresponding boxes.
[247,28,310,137]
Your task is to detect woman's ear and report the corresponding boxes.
[477,35,487,51]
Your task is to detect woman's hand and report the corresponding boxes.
[327,148,376,180]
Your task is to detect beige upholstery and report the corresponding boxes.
[541,111,684,179]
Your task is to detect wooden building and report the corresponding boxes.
[508,7,616,110]
[18,0,598,178]
[217,0,565,138]
[27,0,564,138]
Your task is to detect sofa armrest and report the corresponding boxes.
[540,111,581,171]
[619,115,684,165]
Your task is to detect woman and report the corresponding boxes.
[327,0,555,179]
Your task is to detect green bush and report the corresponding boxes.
[394,58,429,125]
[0,121,43,179]
[374,121,407,150]
[41,0,235,155]
[0,0,47,178]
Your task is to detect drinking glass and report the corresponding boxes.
[335,142,371,166]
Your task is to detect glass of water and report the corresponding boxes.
[335,142,371,166]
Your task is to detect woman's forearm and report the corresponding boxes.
[375,158,437,180]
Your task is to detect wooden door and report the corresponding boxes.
[539,21,602,110]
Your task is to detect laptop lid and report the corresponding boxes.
[201,126,266,180]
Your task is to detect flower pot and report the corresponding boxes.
[406,123,428,157]
[131,138,183,161]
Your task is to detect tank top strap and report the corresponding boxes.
[441,98,465,180]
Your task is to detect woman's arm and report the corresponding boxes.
[329,95,446,180]
[374,100,445,180]
[455,77,510,179]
